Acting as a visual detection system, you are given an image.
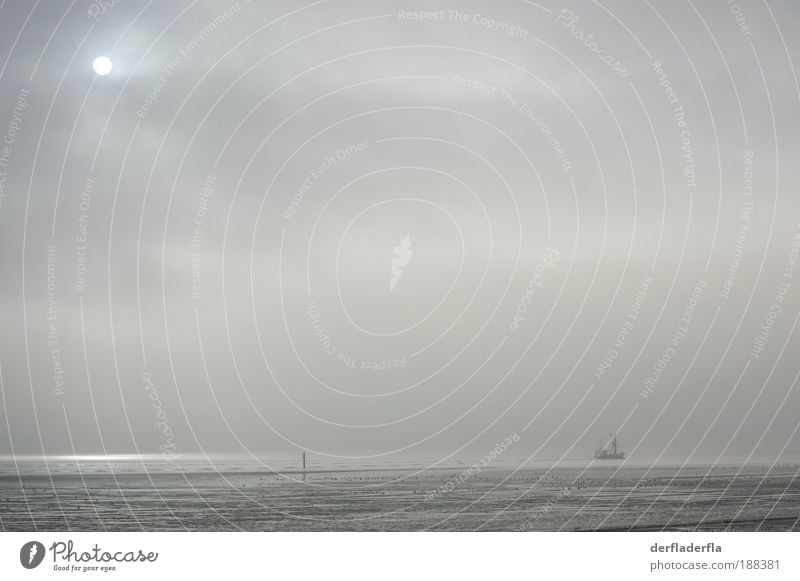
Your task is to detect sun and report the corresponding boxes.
[92,56,113,76]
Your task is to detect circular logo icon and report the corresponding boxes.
[20,541,45,569]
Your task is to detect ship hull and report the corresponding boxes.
[594,452,625,460]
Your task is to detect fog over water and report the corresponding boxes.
[0,0,799,473]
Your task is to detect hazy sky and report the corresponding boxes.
[0,0,799,463]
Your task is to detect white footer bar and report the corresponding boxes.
[1,532,796,580]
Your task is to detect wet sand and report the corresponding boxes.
[1,462,798,531]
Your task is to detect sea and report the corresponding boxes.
[1,454,798,531]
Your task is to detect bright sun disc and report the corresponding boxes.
[92,56,112,76]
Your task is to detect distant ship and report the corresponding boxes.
[595,434,625,460]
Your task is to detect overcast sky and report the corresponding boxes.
[0,0,799,464]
